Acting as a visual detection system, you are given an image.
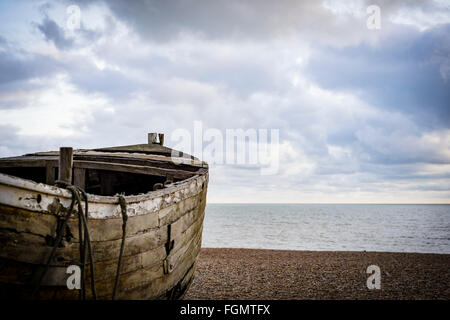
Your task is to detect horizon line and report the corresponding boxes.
[207,202,450,205]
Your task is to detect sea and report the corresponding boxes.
[201,204,450,254]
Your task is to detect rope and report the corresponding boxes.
[32,181,97,300]
[75,186,97,300]
[112,194,128,300]
[32,193,75,299]
[33,181,128,300]
[68,186,85,300]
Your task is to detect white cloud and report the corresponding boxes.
[390,5,450,31]
[1,74,109,137]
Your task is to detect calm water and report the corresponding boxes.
[201,204,450,253]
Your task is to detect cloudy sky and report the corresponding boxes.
[0,0,449,203]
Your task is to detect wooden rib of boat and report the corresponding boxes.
[0,133,208,299]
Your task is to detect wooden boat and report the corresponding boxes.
[0,133,208,299]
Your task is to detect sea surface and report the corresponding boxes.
[201,204,450,253]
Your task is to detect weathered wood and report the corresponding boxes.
[0,202,205,265]
[90,238,201,299]
[0,188,205,243]
[100,171,115,195]
[5,244,194,300]
[0,153,207,172]
[0,204,205,299]
[0,137,208,300]
[75,160,194,180]
[0,209,204,291]
[34,150,207,168]
[0,204,58,239]
[73,168,86,189]
[176,260,197,299]
[148,133,158,144]
[58,147,73,184]
[0,172,207,219]
[158,133,165,146]
[0,258,35,284]
[0,158,49,168]
[94,233,202,299]
[74,154,201,171]
[45,164,55,185]
[113,238,201,300]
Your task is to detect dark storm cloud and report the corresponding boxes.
[0,37,63,109]
[66,60,142,100]
[70,0,449,46]
[100,0,336,41]
[304,24,450,127]
[36,16,74,50]
[0,50,60,86]
[0,36,56,86]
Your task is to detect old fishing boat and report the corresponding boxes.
[0,133,208,299]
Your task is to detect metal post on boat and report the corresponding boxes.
[58,147,73,184]
[158,133,164,146]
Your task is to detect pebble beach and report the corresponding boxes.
[184,248,450,300]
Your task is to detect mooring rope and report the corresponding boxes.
[32,190,76,299]
[32,182,97,300]
[112,194,128,300]
[71,185,97,300]
[33,183,130,300]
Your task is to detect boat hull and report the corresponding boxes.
[0,171,208,300]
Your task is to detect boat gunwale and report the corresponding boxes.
[8,149,208,168]
[0,169,207,203]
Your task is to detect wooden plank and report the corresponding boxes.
[0,158,48,168]
[113,238,201,299]
[73,168,86,189]
[148,133,158,144]
[0,153,206,172]
[0,217,203,289]
[74,218,203,286]
[58,147,73,184]
[158,190,205,227]
[85,214,204,291]
[93,230,202,299]
[0,202,205,286]
[74,160,193,180]
[0,172,207,219]
[23,150,207,168]
[0,215,204,299]
[0,204,58,239]
[0,258,35,285]
[45,164,55,185]
[0,188,205,242]
[100,171,114,195]
[0,205,205,265]
[176,261,197,299]
[158,133,165,146]
[94,143,175,157]
[0,157,201,177]
[75,154,201,172]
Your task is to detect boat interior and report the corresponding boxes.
[0,146,205,196]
